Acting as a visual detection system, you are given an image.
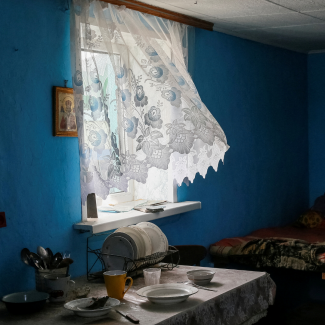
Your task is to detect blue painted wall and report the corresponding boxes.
[0,0,309,296]
[156,28,309,261]
[308,53,325,205]
[0,0,87,296]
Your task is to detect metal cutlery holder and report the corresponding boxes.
[86,231,179,281]
[35,268,67,292]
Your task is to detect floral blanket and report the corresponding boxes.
[210,226,325,272]
[230,238,325,271]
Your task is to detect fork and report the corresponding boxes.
[178,281,218,292]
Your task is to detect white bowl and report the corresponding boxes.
[187,270,215,285]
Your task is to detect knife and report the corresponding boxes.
[115,309,140,324]
[178,281,218,292]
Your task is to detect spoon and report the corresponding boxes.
[37,246,50,269]
[178,281,218,292]
[29,252,45,270]
[46,248,54,266]
[51,252,63,269]
[57,258,74,269]
[21,248,31,266]
[57,258,74,277]
[62,250,70,259]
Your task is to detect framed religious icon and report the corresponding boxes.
[53,86,77,137]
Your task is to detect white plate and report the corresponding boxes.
[136,205,166,211]
[129,225,152,257]
[162,232,169,252]
[115,227,146,259]
[101,233,136,271]
[64,297,120,317]
[137,222,168,255]
[136,283,198,304]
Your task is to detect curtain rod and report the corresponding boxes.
[101,0,214,31]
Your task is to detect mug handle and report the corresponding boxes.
[69,280,75,290]
[123,277,133,296]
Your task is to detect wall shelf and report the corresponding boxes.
[74,201,201,234]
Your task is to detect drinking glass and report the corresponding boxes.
[143,268,161,286]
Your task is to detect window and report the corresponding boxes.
[71,3,214,229]
[80,48,177,220]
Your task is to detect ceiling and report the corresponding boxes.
[138,0,325,53]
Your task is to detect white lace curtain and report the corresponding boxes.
[70,0,229,204]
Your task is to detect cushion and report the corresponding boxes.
[295,210,323,228]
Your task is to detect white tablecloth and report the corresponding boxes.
[0,266,276,325]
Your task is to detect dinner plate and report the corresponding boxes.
[162,232,169,252]
[64,297,120,317]
[129,225,152,257]
[136,283,198,304]
[101,233,137,271]
[136,222,168,255]
[115,227,146,259]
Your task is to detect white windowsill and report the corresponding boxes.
[74,201,201,234]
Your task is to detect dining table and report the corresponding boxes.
[0,265,276,325]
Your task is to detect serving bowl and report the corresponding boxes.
[2,291,49,314]
[187,270,216,285]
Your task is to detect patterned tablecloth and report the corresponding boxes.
[0,266,275,325]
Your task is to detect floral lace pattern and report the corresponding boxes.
[158,274,275,325]
[71,0,229,203]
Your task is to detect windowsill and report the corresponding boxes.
[74,201,201,234]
